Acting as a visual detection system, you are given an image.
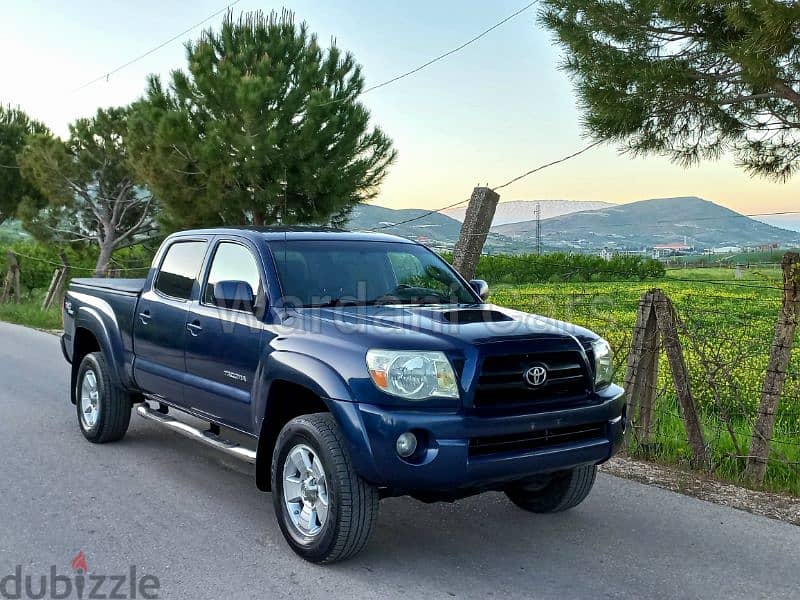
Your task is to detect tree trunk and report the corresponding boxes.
[253,210,266,227]
[94,240,114,278]
[745,252,800,484]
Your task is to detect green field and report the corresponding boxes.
[492,266,800,495]
[1,263,797,494]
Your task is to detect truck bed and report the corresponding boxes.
[70,278,146,295]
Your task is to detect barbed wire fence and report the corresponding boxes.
[493,267,800,492]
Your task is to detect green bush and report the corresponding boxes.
[438,252,665,285]
[0,241,156,297]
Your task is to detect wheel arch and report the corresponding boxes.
[255,380,332,491]
[70,327,103,405]
[69,308,128,404]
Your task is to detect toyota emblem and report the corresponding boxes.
[524,365,548,387]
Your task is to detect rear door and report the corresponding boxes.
[184,238,266,431]
[133,238,209,405]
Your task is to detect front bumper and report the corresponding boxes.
[329,384,626,494]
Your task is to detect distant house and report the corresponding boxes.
[750,243,780,253]
[600,248,615,261]
[600,247,649,261]
[652,243,693,259]
[711,246,742,254]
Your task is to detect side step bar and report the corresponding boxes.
[136,404,257,464]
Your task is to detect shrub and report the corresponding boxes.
[0,241,156,296]
[469,253,665,284]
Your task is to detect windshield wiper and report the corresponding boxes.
[305,299,376,308]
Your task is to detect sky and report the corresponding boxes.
[1,0,797,216]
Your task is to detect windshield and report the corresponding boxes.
[268,240,478,307]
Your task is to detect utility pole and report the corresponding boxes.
[535,202,542,256]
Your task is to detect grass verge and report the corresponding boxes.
[0,301,62,330]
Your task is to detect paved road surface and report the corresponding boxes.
[0,321,798,599]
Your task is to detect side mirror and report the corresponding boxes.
[469,279,489,301]
[213,280,256,312]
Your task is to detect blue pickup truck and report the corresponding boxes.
[61,228,625,563]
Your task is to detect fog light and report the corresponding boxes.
[396,432,418,458]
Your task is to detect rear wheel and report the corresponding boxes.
[76,352,132,443]
[505,465,597,513]
[271,413,379,563]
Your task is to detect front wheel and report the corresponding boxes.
[75,352,132,443]
[271,413,379,563]
[505,465,597,513]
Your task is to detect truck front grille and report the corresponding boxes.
[473,350,591,409]
[468,422,606,457]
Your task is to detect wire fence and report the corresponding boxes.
[494,281,800,492]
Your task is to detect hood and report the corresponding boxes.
[285,303,597,350]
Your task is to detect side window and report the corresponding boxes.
[203,242,261,308]
[154,241,208,300]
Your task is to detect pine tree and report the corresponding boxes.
[128,10,396,230]
[539,1,800,179]
[19,107,157,276]
[0,105,50,226]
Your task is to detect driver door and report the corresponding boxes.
[183,239,266,432]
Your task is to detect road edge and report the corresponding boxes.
[601,456,800,526]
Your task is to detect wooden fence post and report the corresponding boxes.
[745,252,800,484]
[623,290,660,444]
[42,268,62,310]
[652,290,709,468]
[41,252,71,311]
[59,252,71,303]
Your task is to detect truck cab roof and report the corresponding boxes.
[169,226,415,244]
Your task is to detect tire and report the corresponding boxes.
[75,352,132,444]
[505,465,597,513]
[271,413,379,563]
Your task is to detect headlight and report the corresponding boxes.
[366,350,459,400]
[591,338,613,388]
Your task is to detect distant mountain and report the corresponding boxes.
[346,205,464,241]
[345,204,518,251]
[442,199,613,226]
[755,215,800,233]
[491,196,800,250]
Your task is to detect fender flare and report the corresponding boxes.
[69,294,132,403]
[252,351,357,491]
[252,350,354,431]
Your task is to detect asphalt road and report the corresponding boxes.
[0,321,798,600]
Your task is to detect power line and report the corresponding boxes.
[368,198,472,231]
[367,139,604,232]
[73,0,241,92]
[492,141,603,191]
[360,1,537,96]
[10,251,151,273]
[536,209,800,229]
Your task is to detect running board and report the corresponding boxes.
[136,404,257,464]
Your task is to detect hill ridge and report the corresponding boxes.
[491,196,800,250]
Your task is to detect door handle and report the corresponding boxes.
[139,310,151,325]
[187,321,203,336]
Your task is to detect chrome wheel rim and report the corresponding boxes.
[80,369,100,429]
[282,444,329,537]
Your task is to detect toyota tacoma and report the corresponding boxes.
[61,228,625,563]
